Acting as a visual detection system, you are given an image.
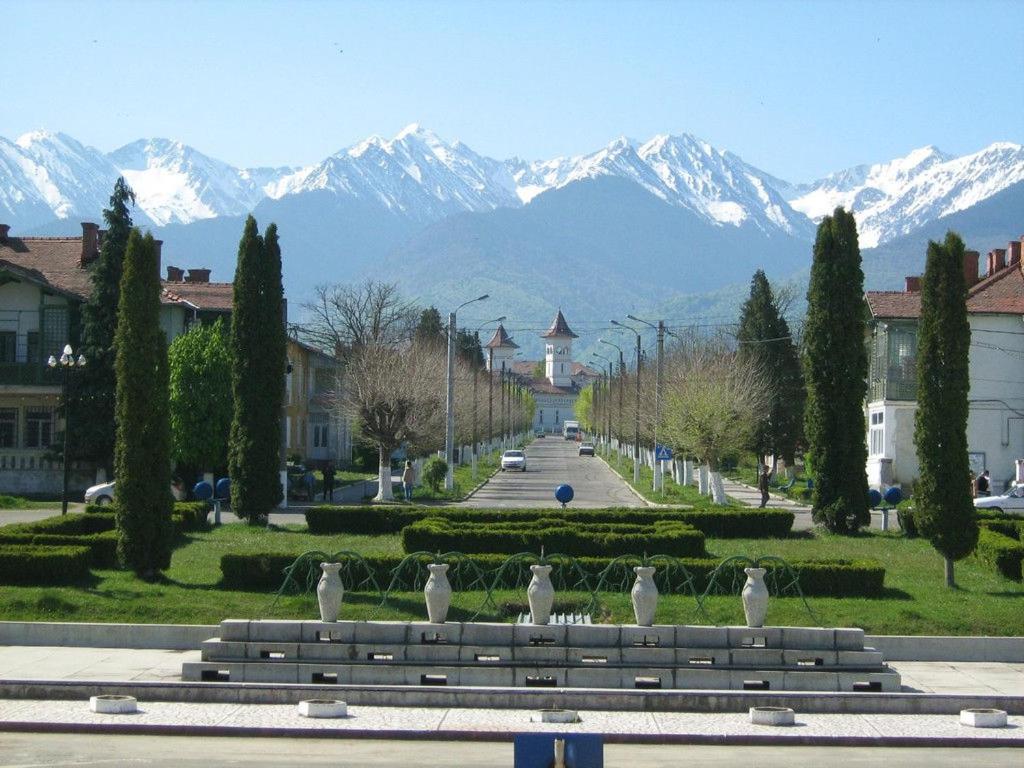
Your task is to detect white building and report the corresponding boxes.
[864,236,1024,493]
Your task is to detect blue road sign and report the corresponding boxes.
[555,484,575,505]
[655,444,673,461]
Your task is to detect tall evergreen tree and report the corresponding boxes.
[75,178,135,475]
[913,232,978,587]
[455,328,485,369]
[803,207,870,532]
[113,229,173,578]
[737,270,805,467]
[228,216,286,523]
[414,306,445,349]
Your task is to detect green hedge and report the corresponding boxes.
[172,501,211,531]
[975,526,1024,581]
[0,545,92,584]
[220,551,885,597]
[401,517,706,558]
[5,513,116,535]
[305,505,793,538]
[0,530,118,568]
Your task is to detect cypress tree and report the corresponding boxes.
[113,229,173,578]
[737,270,805,467]
[228,216,286,523]
[76,178,135,476]
[913,232,978,587]
[803,207,870,532]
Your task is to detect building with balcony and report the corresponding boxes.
[285,337,352,469]
[864,235,1024,492]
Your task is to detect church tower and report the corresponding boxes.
[541,309,578,387]
[484,323,518,372]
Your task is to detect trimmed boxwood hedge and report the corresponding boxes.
[220,551,885,597]
[401,517,707,558]
[305,505,793,539]
[0,545,91,584]
[0,530,118,568]
[975,523,1024,581]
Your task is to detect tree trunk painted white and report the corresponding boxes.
[682,459,693,486]
[374,446,394,502]
[413,458,424,487]
[698,464,709,495]
[709,471,727,504]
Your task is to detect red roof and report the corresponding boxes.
[540,309,578,339]
[161,281,234,312]
[867,261,1024,319]
[484,323,519,349]
[0,234,97,299]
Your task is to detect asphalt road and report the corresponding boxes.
[461,437,644,508]
[0,734,1019,768]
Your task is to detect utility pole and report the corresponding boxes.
[628,315,665,492]
[444,294,489,491]
[487,348,494,450]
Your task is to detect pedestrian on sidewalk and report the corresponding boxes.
[758,463,772,508]
[322,461,336,502]
[402,460,415,502]
[976,469,990,497]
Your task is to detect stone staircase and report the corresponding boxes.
[182,620,901,692]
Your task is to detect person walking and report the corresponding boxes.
[758,463,772,508]
[976,469,991,497]
[402,460,415,502]
[322,461,336,502]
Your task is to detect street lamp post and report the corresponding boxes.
[471,317,505,480]
[48,344,86,516]
[629,315,665,492]
[591,353,615,456]
[611,320,643,483]
[445,294,489,491]
[599,338,626,465]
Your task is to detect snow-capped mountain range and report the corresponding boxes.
[3,124,1020,247]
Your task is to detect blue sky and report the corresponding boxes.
[3,0,1022,181]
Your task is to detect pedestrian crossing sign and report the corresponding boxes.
[655,445,673,461]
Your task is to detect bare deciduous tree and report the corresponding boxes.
[301,280,418,355]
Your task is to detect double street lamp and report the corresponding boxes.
[48,344,86,515]
[610,319,643,483]
[628,315,666,492]
[472,316,505,480]
[590,353,615,455]
[445,294,489,491]
[598,337,626,466]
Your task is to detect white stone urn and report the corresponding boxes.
[317,562,344,623]
[742,567,768,628]
[527,564,554,625]
[424,563,452,624]
[631,566,658,626]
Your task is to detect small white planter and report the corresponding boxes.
[298,699,348,718]
[742,567,769,628]
[631,566,658,626]
[317,562,345,623]
[530,708,580,724]
[960,708,1007,728]
[749,706,794,726]
[89,695,137,714]
[424,563,452,624]
[527,564,554,625]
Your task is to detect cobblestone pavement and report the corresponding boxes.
[1,733,1020,768]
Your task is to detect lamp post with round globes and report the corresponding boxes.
[48,344,86,515]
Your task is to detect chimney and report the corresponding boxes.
[963,249,979,288]
[185,268,211,284]
[80,222,100,266]
[989,248,1007,276]
[0,224,9,244]
[1010,238,1022,266]
[166,265,185,282]
[904,276,921,292]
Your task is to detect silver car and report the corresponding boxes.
[974,485,1024,516]
[500,450,526,472]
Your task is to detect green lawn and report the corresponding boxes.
[0,495,61,510]
[0,521,1021,634]
[602,452,741,507]
[725,461,812,504]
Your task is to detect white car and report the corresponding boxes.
[974,485,1024,515]
[85,480,185,505]
[500,450,526,472]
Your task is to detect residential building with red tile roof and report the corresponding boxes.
[864,235,1024,491]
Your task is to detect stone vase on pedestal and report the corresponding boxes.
[527,564,554,625]
[424,563,452,624]
[742,567,768,628]
[631,566,658,626]
[317,562,344,623]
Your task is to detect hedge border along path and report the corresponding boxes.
[400,517,707,558]
[976,519,1024,580]
[0,544,91,584]
[220,551,885,597]
[305,505,794,539]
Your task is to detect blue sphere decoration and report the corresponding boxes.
[192,481,213,501]
[867,488,882,508]
[215,477,231,500]
[555,484,574,505]
[884,486,903,505]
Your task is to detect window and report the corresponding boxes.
[311,413,329,448]
[0,332,15,363]
[869,411,884,456]
[555,409,560,424]
[538,410,544,424]
[24,407,53,449]
[0,408,16,448]
[26,331,39,364]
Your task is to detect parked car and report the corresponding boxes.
[974,485,1024,515]
[85,480,185,505]
[534,429,545,438]
[500,449,527,472]
[578,442,595,456]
